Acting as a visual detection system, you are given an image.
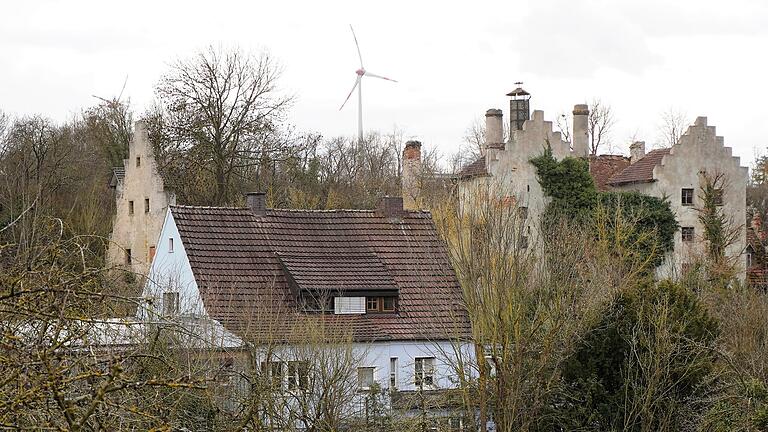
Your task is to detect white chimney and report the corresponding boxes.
[402,141,422,210]
[485,108,503,148]
[572,104,589,157]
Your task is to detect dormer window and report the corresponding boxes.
[366,296,397,313]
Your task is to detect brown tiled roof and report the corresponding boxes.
[458,156,488,178]
[589,155,630,191]
[607,148,671,186]
[170,206,469,343]
[277,253,399,294]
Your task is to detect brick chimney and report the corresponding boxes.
[572,104,589,157]
[629,141,646,164]
[245,192,267,217]
[402,140,422,210]
[378,196,404,219]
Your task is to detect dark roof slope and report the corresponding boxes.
[607,148,671,186]
[458,156,488,179]
[589,155,630,191]
[170,206,469,343]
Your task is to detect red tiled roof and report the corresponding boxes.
[607,148,670,186]
[458,156,488,178]
[589,155,630,191]
[170,206,470,343]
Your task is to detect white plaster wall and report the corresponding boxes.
[108,121,175,276]
[140,209,207,319]
[614,117,748,281]
[459,109,574,246]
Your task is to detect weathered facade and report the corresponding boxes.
[459,89,748,280]
[607,117,748,280]
[107,121,175,277]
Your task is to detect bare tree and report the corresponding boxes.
[148,46,292,205]
[658,108,688,148]
[588,98,614,155]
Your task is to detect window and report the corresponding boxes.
[261,361,283,389]
[415,357,435,388]
[366,297,379,312]
[390,357,398,390]
[163,292,179,315]
[747,251,753,269]
[681,227,694,242]
[334,296,365,314]
[128,200,134,215]
[681,188,694,206]
[365,296,397,313]
[136,156,141,167]
[382,296,396,312]
[144,198,150,213]
[713,188,724,206]
[520,235,529,249]
[287,361,309,391]
[358,367,375,390]
[148,246,156,262]
[125,249,132,265]
[519,206,529,219]
[169,237,174,253]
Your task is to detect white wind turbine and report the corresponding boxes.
[339,25,397,143]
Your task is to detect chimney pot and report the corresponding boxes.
[485,109,504,148]
[629,141,646,164]
[246,192,267,217]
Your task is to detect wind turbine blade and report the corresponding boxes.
[339,76,361,111]
[350,25,364,68]
[363,71,397,82]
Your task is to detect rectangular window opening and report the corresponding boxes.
[144,198,150,213]
[358,367,375,390]
[148,246,156,262]
[390,357,398,390]
[415,357,435,388]
[260,361,283,389]
[287,361,309,391]
[128,201,134,215]
[169,237,174,253]
[681,188,694,206]
[136,156,141,167]
[125,248,132,265]
[682,227,695,242]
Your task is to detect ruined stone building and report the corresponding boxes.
[108,121,175,277]
[458,87,748,280]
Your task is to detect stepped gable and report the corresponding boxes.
[170,205,469,343]
[607,148,671,186]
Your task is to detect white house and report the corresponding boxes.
[139,192,472,420]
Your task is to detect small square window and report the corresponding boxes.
[136,156,141,167]
[144,198,150,213]
[358,367,375,390]
[128,201,134,215]
[169,237,174,253]
[382,296,396,312]
[125,248,132,265]
[163,292,179,315]
[366,297,379,312]
[681,188,694,206]
[682,227,695,242]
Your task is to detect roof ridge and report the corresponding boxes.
[171,205,432,215]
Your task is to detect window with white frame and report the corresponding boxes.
[357,367,375,390]
[414,357,435,388]
[260,361,283,389]
[163,292,179,315]
[389,357,398,390]
[287,361,309,391]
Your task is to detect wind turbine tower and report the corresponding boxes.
[339,25,397,143]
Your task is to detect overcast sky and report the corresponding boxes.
[2,0,766,167]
